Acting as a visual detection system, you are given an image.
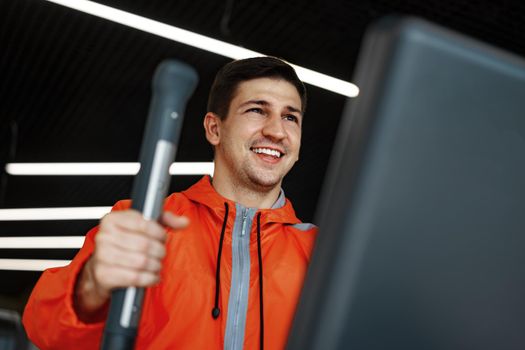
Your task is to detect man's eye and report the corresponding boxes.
[284,115,299,123]
[247,108,263,114]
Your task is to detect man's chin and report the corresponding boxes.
[247,173,282,191]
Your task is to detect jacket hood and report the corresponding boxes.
[181,176,302,225]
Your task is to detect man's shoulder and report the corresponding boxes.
[286,222,318,233]
[164,191,194,214]
[107,190,196,214]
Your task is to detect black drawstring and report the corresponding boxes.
[256,213,264,350]
[211,205,264,350]
[212,202,229,319]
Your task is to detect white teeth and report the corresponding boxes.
[252,148,282,158]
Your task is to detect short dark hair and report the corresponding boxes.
[207,56,307,119]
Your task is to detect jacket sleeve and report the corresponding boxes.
[22,226,104,349]
[22,200,131,350]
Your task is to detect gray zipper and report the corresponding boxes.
[224,204,255,350]
[232,209,247,347]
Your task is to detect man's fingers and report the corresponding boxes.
[88,209,189,294]
[95,249,162,273]
[161,212,189,230]
[95,230,166,259]
[101,210,167,241]
[94,265,160,289]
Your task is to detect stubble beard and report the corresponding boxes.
[219,137,292,193]
[217,147,280,193]
[239,157,283,192]
[242,138,293,191]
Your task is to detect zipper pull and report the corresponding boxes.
[241,208,248,236]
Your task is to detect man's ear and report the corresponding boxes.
[204,112,221,146]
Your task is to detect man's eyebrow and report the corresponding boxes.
[285,105,303,115]
[239,99,270,108]
[240,100,303,115]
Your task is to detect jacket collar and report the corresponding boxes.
[182,176,301,225]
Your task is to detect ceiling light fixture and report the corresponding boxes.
[5,162,214,176]
[0,236,85,249]
[0,259,71,271]
[0,207,111,221]
[43,0,359,97]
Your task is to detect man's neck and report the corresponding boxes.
[211,173,282,209]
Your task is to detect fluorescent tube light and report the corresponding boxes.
[6,162,139,175]
[0,259,71,271]
[0,207,111,221]
[169,162,214,175]
[0,236,85,248]
[43,0,359,97]
[5,162,214,176]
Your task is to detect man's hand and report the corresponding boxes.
[74,210,189,322]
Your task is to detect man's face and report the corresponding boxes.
[211,77,303,192]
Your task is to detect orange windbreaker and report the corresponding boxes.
[23,176,317,349]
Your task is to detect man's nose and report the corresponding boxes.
[262,113,286,141]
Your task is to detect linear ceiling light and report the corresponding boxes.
[5,162,214,176]
[0,236,84,249]
[0,207,111,221]
[43,0,359,97]
[0,259,71,271]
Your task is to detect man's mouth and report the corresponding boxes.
[251,147,284,159]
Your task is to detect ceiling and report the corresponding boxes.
[0,0,524,311]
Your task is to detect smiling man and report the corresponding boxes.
[23,57,318,350]
[206,76,303,207]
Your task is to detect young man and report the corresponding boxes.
[23,57,317,349]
